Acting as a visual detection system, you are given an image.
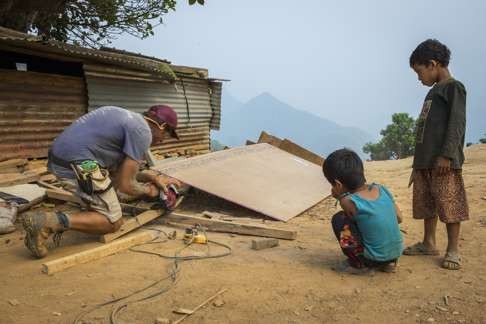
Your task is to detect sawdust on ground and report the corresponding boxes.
[1,145,485,324]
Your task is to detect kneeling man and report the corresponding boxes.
[23,105,180,258]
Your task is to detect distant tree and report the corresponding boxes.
[0,0,203,48]
[363,113,416,160]
[480,138,486,144]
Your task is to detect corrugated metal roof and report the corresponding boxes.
[0,35,176,82]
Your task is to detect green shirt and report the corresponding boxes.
[413,78,466,169]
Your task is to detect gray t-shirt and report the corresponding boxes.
[49,106,152,179]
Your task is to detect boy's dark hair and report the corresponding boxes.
[322,148,366,190]
[409,39,451,67]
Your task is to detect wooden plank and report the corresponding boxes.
[46,188,82,204]
[257,131,282,147]
[0,172,41,187]
[100,210,163,243]
[152,144,330,222]
[0,159,27,168]
[278,139,325,166]
[251,238,279,250]
[41,231,155,275]
[163,212,297,240]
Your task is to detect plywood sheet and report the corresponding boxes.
[153,143,331,221]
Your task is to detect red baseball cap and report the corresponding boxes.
[145,105,179,140]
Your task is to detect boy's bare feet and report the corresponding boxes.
[403,242,439,255]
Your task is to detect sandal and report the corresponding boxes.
[333,260,374,275]
[442,252,461,270]
[403,242,439,256]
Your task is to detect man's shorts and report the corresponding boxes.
[412,169,469,223]
[59,177,123,223]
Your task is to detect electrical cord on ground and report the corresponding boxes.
[73,226,232,324]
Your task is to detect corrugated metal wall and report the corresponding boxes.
[84,70,217,156]
[0,69,87,160]
[209,81,222,130]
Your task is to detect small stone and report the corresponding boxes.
[415,285,421,289]
[354,288,361,294]
[8,299,20,306]
[212,297,225,307]
[304,305,313,311]
[405,310,410,313]
[452,311,460,315]
[293,310,300,316]
[154,318,170,324]
[426,318,435,323]
[463,280,473,284]
[436,306,448,312]
[52,312,62,316]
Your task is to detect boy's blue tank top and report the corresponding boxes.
[349,185,403,262]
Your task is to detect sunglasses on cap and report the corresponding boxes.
[144,116,173,135]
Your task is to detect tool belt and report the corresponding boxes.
[49,150,113,196]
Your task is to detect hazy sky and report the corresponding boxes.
[113,0,486,141]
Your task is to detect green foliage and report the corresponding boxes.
[0,0,204,48]
[363,113,416,160]
[480,138,486,144]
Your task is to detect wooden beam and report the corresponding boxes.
[163,212,297,240]
[278,139,324,166]
[100,210,163,243]
[41,231,155,275]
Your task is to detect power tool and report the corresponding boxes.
[157,184,182,211]
[183,226,208,244]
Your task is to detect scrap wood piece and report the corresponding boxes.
[251,238,279,250]
[41,230,155,275]
[100,210,164,243]
[0,172,41,187]
[152,143,330,222]
[163,212,297,240]
[46,188,81,204]
[278,139,325,166]
[257,131,283,147]
[173,289,227,324]
[0,159,27,169]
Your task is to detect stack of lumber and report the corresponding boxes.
[0,159,49,187]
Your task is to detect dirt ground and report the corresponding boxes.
[1,144,485,324]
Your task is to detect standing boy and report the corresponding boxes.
[404,39,468,270]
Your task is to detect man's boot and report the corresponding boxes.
[0,202,17,235]
[22,211,68,259]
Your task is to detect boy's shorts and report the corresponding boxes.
[59,178,123,223]
[412,169,469,223]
